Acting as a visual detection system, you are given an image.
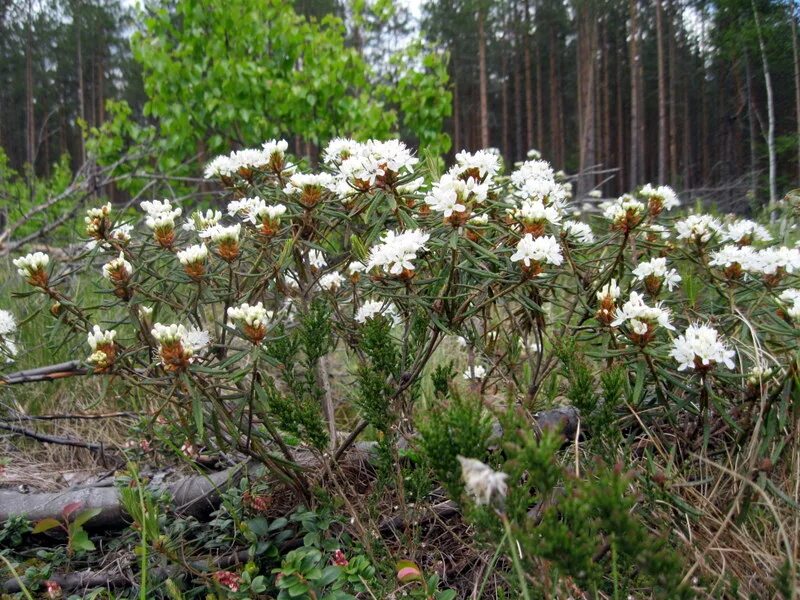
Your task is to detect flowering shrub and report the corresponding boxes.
[8,137,800,596]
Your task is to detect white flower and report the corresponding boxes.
[602,195,645,229]
[261,139,289,163]
[102,252,133,280]
[87,325,116,351]
[308,249,327,269]
[227,302,272,328]
[596,279,621,302]
[670,324,736,371]
[366,229,430,276]
[513,199,562,226]
[451,149,501,181]
[747,247,800,275]
[203,154,237,179]
[457,456,508,506]
[675,214,721,243]
[397,177,425,195]
[469,213,489,225]
[722,219,772,245]
[141,200,182,229]
[0,310,16,337]
[527,149,542,159]
[13,252,49,278]
[227,197,263,220]
[644,224,671,240]
[183,326,211,352]
[463,365,487,380]
[611,292,674,331]
[587,190,602,199]
[510,234,564,268]
[778,289,800,322]
[367,139,418,174]
[348,261,367,276]
[208,223,241,244]
[709,245,756,269]
[510,159,568,206]
[183,209,222,235]
[0,310,18,363]
[282,172,335,196]
[253,203,287,223]
[425,174,488,217]
[639,183,680,211]
[323,138,364,165]
[561,221,594,244]
[151,323,209,357]
[632,257,682,292]
[318,272,345,291]
[355,300,396,323]
[177,244,208,265]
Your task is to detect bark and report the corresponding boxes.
[792,0,800,183]
[752,0,777,205]
[453,77,461,153]
[0,464,247,528]
[628,0,644,188]
[549,29,564,167]
[744,50,758,196]
[477,7,490,148]
[656,0,668,183]
[524,0,535,150]
[25,0,35,169]
[577,1,597,196]
[668,0,679,183]
[74,0,86,165]
[535,41,544,152]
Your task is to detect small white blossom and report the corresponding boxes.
[722,219,772,245]
[632,257,682,292]
[177,244,208,265]
[611,292,675,332]
[208,223,241,244]
[675,214,722,244]
[227,302,272,328]
[87,325,116,351]
[318,272,345,291]
[451,149,501,181]
[355,300,396,323]
[463,365,487,380]
[13,252,49,279]
[366,229,430,276]
[596,279,621,302]
[639,183,680,211]
[670,324,736,371]
[308,249,327,269]
[510,234,564,268]
[562,221,595,244]
[183,209,222,235]
[102,252,133,280]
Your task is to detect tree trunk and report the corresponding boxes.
[668,0,679,184]
[791,0,800,183]
[74,0,86,165]
[752,0,777,206]
[656,0,668,183]
[549,29,564,167]
[477,8,490,148]
[577,1,597,196]
[535,40,544,152]
[453,77,461,154]
[25,0,35,169]
[628,0,644,188]
[524,0,534,151]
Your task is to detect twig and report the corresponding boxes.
[0,422,105,451]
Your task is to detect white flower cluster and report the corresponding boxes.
[318,272,345,291]
[639,183,680,212]
[512,199,562,227]
[675,214,721,244]
[670,324,735,371]
[0,309,18,362]
[463,365,487,380]
[632,257,682,292]
[282,172,335,196]
[151,323,210,355]
[601,194,645,229]
[611,292,674,334]
[141,199,182,231]
[709,244,800,277]
[204,139,290,179]
[355,299,397,323]
[450,149,501,181]
[778,289,800,322]
[183,209,222,236]
[13,252,49,279]
[102,251,133,280]
[510,234,564,269]
[366,229,430,276]
[323,139,418,198]
[177,244,208,265]
[227,302,272,329]
[722,219,772,245]
[86,325,116,366]
[561,220,595,244]
[425,173,488,218]
[509,159,569,207]
[207,223,241,244]
[596,279,621,303]
[457,456,508,506]
[308,249,327,270]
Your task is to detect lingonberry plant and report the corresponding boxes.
[9,136,800,596]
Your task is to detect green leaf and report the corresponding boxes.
[192,394,204,438]
[72,508,102,530]
[70,529,96,552]
[32,518,62,534]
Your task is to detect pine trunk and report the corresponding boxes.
[477,9,490,148]
[656,0,668,183]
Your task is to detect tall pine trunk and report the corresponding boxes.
[752,0,777,205]
[628,0,644,188]
[791,0,800,183]
[656,0,668,183]
[477,8,490,148]
[524,0,535,151]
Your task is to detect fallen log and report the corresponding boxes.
[0,463,248,528]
